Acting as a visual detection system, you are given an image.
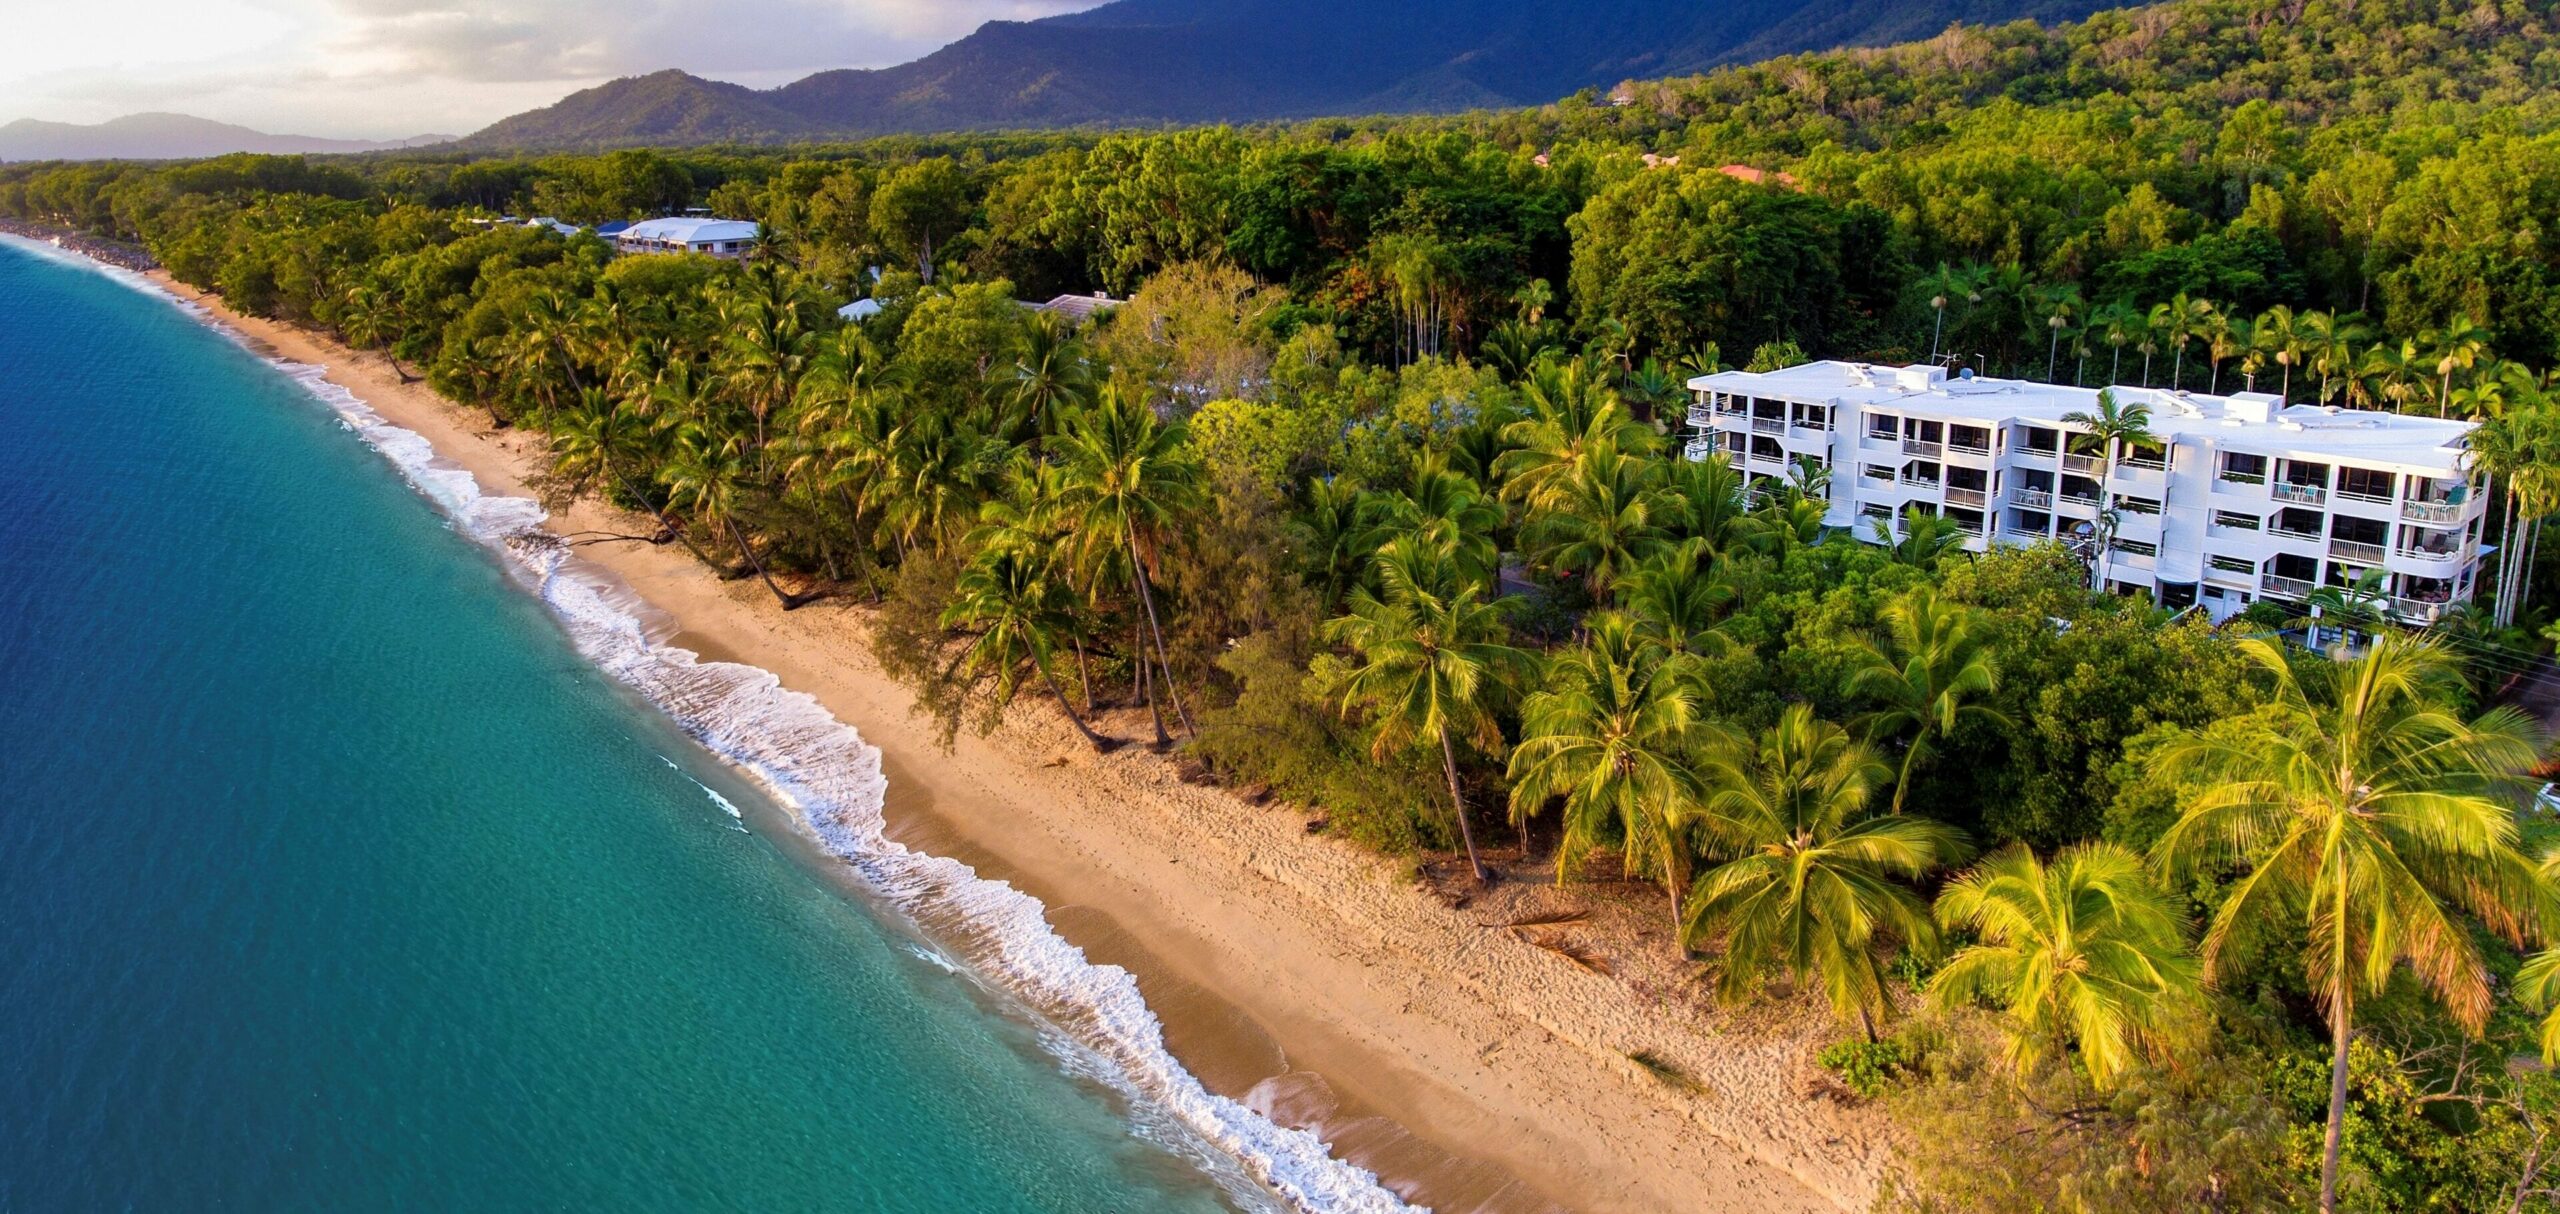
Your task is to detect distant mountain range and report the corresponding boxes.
[0,113,453,162]
[462,0,2113,149]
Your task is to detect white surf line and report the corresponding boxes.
[0,237,1424,1214]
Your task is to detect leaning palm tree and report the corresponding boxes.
[940,547,1115,752]
[1056,388,1206,739]
[1507,614,1715,926]
[1320,537,1536,885]
[2060,389,2157,591]
[1847,586,2008,815]
[550,387,722,570]
[2151,634,2548,1214]
[1930,842,2199,1090]
[660,433,801,609]
[1684,705,1972,1037]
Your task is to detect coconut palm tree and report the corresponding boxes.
[2255,305,2305,403]
[1621,539,1738,657]
[941,547,1115,752]
[1367,454,1505,592]
[1661,452,1752,559]
[2092,301,2143,386]
[1003,311,1095,444]
[1056,388,1206,740]
[2201,306,2249,395]
[1866,506,1964,568]
[2060,389,2157,591]
[2151,634,2547,1213]
[1495,357,1652,512]
[1320,537,1538,885]
[551,387,722,569]
[2425,314,2493,417]
[1847,586,2007,815]
[1683,705,1972,1037]
[2300,310,2369,406]
[661,432,801,609]
[2036,282,2084,383]
[1507,613,1716,925]
[1930,842,2199,1090]
[1519,448,1671,602]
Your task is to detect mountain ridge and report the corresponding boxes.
[0,113,451,162]
[460,0,2112,150]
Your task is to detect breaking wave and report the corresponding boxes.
[25,236,1420,1214]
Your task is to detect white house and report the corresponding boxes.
[836,298,884,322]
[1687,361,2488,625]
[613,217,759,259]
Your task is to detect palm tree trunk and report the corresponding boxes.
[1038,664,1113,752]
[1125,524,1194,737]
[2321,994,2351,1213]
[610,465,723,570]
[1141,651,1170,748]
[2047,329,2060,382]
[2110,346,2123,385]
[725,516,799,610]
[1073,637,1094,713]
[1930,307,1945,362]
[1438,726,1491,886]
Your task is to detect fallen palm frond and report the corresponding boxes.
[1496,908,1588,929]
[1520,929,1612,975]
[1627,1049,1707,1096]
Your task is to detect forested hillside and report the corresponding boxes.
[457,0,2111,148]
[14,0,2560,1209]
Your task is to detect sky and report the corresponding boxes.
[0,0,1099,139]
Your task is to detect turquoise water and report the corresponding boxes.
[0,242,1275,1211]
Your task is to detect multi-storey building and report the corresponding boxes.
[1685,361,2489,624]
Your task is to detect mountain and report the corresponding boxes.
[462,0,2114,149]
[0,113,452,162]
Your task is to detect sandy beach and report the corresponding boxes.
[150,270,1891,1214]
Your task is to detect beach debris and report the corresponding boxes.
[1626,1050,1708,1097]
[1518,930,1612,976]
[1236,781,1272,805]
[1495,908,1588,930]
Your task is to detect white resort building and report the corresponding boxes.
[612,217,759,259]
[1686,361,2488,625]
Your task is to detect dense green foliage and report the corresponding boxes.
[13,1,2560,1208]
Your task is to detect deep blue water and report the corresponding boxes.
[0,242,1245,1211]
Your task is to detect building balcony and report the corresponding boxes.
[2272,482,2328,506]
[2061,453,2105,476]
[2218,470,2267,487]
[2330,539,2387,566]
[2058,490,2101,509]
[1685,405,1715,428]
[1899,475,1943,490]
[1902,438,1943,459]
[2269,524,2323,542]
[2392,598,2450,624]
[1682,437,1717,462]
[2393,544,2464,569]
[1945,486,1988,509]
[1947,439,1993,458]
[2013,488,2053,510]
[2204,565,2254,589]
[2261,573,2315,599]
[1751,416,1787,435]
[2335,488,2394,508]
[2402,499,2465,524]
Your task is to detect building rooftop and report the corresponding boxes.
[617,217,759,244]
[1692,360,2477,475]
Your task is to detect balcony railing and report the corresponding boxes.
[2218,470,2267,486]
[2205,564,2254,588]
[1947,439,1993,457]
[2270,524,2323,541]
[2392,598,2450,624]
[2013,488,2053,510]
[2330,539,2386,565]
[1902,438,1943,459]
[2402,499,2464,524]
[1686,406,1715,428]
[1945,486,1988,508]
[2121,455,2168,473]
[2395,544,2462,565]
[2261,573,2315,599]
[2059,490,2101,508]
[1682,438,1717,462]
[2336,487,2394,507]
[2061,453,2104,476]
[1900,474,1943,489]
[2272,481,2328,506]
[1751,416,1787,435]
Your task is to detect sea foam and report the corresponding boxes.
[27,239,1421,1214]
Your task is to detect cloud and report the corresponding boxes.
[0,0,1099,138]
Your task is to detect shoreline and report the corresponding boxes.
[127,259,1887,1212]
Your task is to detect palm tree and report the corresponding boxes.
[2201,306,2249,395]
[1683,705,1971,1037]
[2299,568,2392,652]
[1320,537,1537,885]
[2254,305,2304,403]
[1621,539,1737,656]
[941,547,1116,752]
[1661,453,1751,559]
[1519,448,1670,601]
[1495,357,1651,512]
[550,387,722,570]
[1507,614,1715,928]
[1057,388,1206,740]
[2151,635,2547,1213]
[2036,283,2083,382]
[2092,301,2143,386]
[2356,338,2419,413]
[1002,312,1096,444]
[1930,842,2199,1090]
[661,433,801,609]
[2152,292,2212,389]
[1866,506,1963,568]
[1924,262,1982,363]
[1368,455,1505,592]
[2300,310,2369,406]
[2424,313,2493,417]
[1847,586,2008,815]
[2060,389,2157,591]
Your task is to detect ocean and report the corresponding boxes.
[0,240,1402,1212]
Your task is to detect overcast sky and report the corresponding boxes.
[1,0,1097,139]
